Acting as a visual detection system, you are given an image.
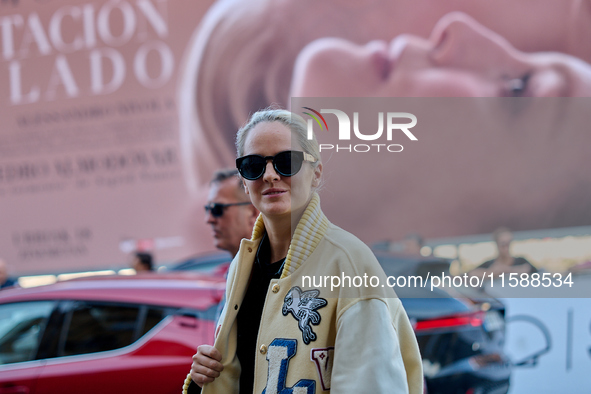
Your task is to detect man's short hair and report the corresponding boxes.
[210,168,245,191]
[135,252,153,271]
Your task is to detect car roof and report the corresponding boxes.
[168,251,232,271]
[0,272,225,310]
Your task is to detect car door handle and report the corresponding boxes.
[0,386,30,394]
[177,314,198,328]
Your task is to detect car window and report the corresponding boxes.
[60,302,172,357]
[62,302,140,356]
[0,301,55,365]
[140,307,167,337]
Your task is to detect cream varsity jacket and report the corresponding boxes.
[183,194,423,394]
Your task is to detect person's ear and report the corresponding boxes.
[312,163,322,188]
[243,181,250,195]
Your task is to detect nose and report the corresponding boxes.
[262,160,280,182]
[205,208,216,224]
[428,12,521,73]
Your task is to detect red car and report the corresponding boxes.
[0,273,224,394]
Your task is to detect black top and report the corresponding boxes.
[236,233,284,394]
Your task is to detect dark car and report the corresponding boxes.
[0,273,225,394]
[166,251,233,276]
[375,252,511,394]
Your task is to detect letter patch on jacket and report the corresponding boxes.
[263,339,315,394]
[310,347,334,391]
[282,286,327,345]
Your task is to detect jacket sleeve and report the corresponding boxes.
[182,265,234,394]
[330,299,423,394]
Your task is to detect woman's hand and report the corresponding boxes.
[190,345,224,387]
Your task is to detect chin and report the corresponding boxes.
[264,208,292,218]
[260,201,291,217]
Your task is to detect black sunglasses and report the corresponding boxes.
[236,150,316,181]
[205,202,251,218]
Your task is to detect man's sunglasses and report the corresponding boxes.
[205,202,251,218]
[236,150,316,181]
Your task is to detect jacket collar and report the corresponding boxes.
[250,192,330,279]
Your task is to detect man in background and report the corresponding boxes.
[205,169,258,257]
[470,227,537,277]
[132,251,154,272]
[205,169,259,330]
[0,258,18,289]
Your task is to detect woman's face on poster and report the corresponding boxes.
[291,13,591,98]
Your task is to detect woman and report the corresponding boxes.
[183,109,423,393]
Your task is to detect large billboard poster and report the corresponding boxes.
[3,0,591,275]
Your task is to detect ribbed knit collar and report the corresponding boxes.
[250,192,330,279]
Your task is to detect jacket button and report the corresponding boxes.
[259,344,267,355]
[248,247,253,253]
[234,305,238,310]
[272,284,280,293]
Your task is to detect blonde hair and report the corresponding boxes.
[235,108,321,168]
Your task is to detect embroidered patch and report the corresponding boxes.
[263,338,315,394]
[310,347,334,391]
[282,286,327,345]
